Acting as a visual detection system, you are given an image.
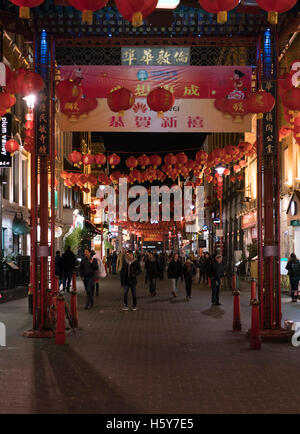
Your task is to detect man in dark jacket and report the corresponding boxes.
[145,252,160,296]
[120,250,142,311]
[158,252,166,280]
[208,254,225,305]
[183,257,196,300]
[167,253,183,297]
[111,251,117,275]
[61,246,77,292]
[80,248,98,309]
[55,251,63,290]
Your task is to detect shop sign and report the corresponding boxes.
[241,211,257,229]
[0,113,12,167]
[122,47,190,66]
[262,80,277,155]
[144,233,164,242]
[36,89,49,155]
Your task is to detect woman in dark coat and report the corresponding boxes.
[286,253,300,302]
[167,253,183,297]
[183,257,196,300]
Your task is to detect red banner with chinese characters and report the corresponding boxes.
[60,65,252,100]
[143,233,164,242]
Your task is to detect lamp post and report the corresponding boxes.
[215,165,225,255]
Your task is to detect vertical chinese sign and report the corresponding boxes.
[36,89,50,155]
[262,80,277,156]
[0,113,12,167]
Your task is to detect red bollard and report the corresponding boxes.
[232,274,236,293]
[55,295,65,345]
[251,279,256,301]
[208,277,211,286]
[70,290,78,328]
[232,290,242,331]
[72,272,77,292]
[250,299,261,350]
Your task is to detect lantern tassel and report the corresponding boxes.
[19,6,30,19]
[82,10,93,25]
[267,11,278,25]
[157,111,164,118]
[257,113,263,120]
[217,11,227,24]
[132,11,143,27]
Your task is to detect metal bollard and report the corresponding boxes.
[208,277,211,286]
[251,279,256,301]
[250,299,261,350]
[70,290,78,328]
[232,290,242,331]
[55,295,66,345]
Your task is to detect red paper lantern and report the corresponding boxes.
[108,153,121,168]
[87,174,98,186]
[82,154,95,166]
[78,174,88,185]
[69,174,79,185]
[195,150,208,165]
[176,152,188,167]
[256,0,297,24]
[126,155,138,171]
[98,172,109,184]
[230,176,236,183]
[164,153,177,167]
[237,174,243,182]
[223,168,230,176]
[68,150,82,167]
[278,72,293,97]
[198,0,239,23]
[68,0,108,24]
[0,92,13,110]
[60,171,69,180]
[233,164,241,173]
[282,87,300,114]
[115,0,158,27]
[5,139,19,156]
[107,87,135,115]
[238,141,252,156]
[138,154,150,169]
[110,171,122,183]
[247,90,275,119]
[56,80,82,103]
[9,0,45,19]
[18,71,44,95]
[147,87,175,118]
[149,154,162,168]
[239,160,247,168]
[145,167,157,182]
[95,153,107,167]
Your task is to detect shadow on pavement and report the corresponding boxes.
[201,306,226,319]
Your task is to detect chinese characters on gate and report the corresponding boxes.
[262,80,277,155]
[36,91,49,155]
[121,47,190,66]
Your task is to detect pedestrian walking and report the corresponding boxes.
[117,248,126,273]
[208,254,225,305]
[55,250,63,290]
[286,253,300,302]
[80,248,98,309]
[198,253,207,284]
[111,251,117,275]
[120,250,141,311]
[167,253,183,298]
[60,246,77,292]
[92,250,106,296]
[183,257,196,300]
[158,252,166,280]
[145,252,160,296]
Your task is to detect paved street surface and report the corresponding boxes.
[1,273,300,414]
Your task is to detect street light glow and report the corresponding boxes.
[216,166,225,176]
[157,0,180,9]
[23,94,37,109]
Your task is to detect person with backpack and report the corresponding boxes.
[286,253,300,302]
[91,250,106,296]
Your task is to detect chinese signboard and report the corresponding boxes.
[262,80,277,155]
[143,233,164,242]
[121,47,190,66]
[36,89,49,155]
[242,211,257,229]
[58,97,252,133]
[0,113,12,168]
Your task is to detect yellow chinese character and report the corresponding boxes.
[159,84,175,94]
[122,49,136,66]
[232,102,244,112]
[183,85,200,97]
[140,49,154,65]
[174,50,188,63]
[135,84,151,97]
[156,49,171,65]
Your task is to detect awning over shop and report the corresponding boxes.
[12,215,30,235]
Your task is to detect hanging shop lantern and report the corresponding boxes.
[233,164,241,173]
[223,98,249,123]
[282,87,300,117]
[87,174,98,186]
[18,71,44,95]
[256,0,297,24]
[147,87,175,118]
[247,90,275,119]
[107,87,135,116]
[78,174,88,185]
[108,153,121,168]
[5,139,19,156]
[195,150,208,165]
[0,91,16,112]
[68,0,108,25]
[278,72,293,97]
[239,160,247,168]
[9,0,45,19]
[82,153,95,166]
[230,176,236,183]
[238,141,252,156]
[98,172,109,184]
[115,0,158,27]
[176,152,188,167]
[198,0,239,24]
[145,167,157,182]
[60,171,69,180]
[223,168,230,176]
[138,154,150,169]
[69,174,79,186]
[126,155,138,171]
[149,154,162,168]
[68,150,82,167]
[110,171,122,183]
[95,153,107,167]
[56,79,82,103]
[164,153,177,167]
[279,126,292,141]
